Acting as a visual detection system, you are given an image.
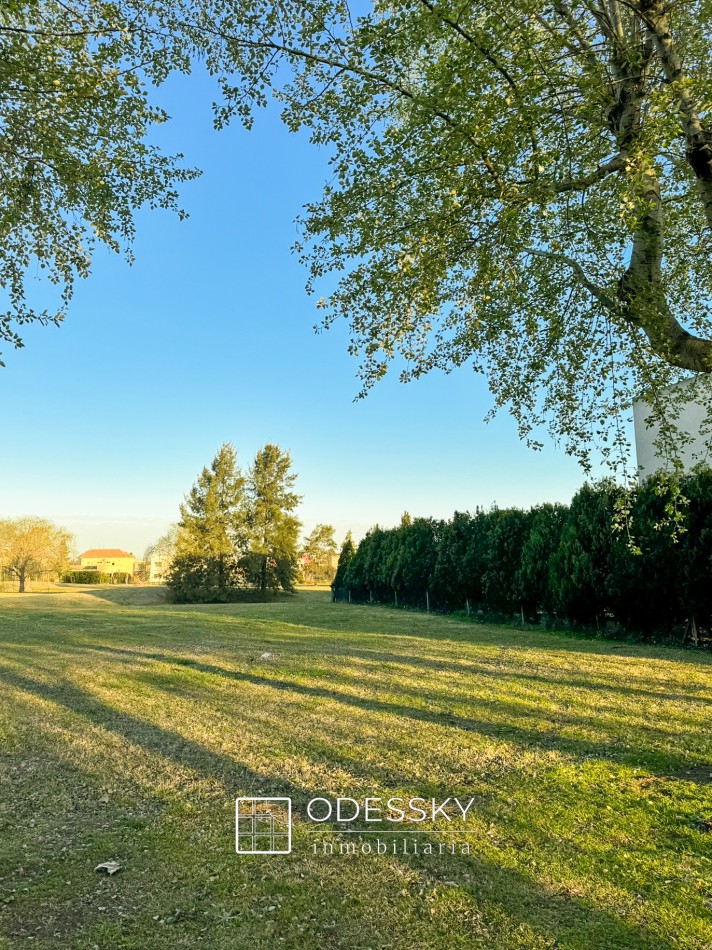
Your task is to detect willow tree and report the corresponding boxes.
[6,0,712,467]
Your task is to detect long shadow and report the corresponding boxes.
[74,645,708,774]
[0,663,682,950]
[325,646,712,707]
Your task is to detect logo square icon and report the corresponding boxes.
[235,797,292,854]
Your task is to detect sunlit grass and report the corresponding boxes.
[0,588,711,949]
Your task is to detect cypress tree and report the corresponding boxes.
[333,531,356,589]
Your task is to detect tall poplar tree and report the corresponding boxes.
[245,444,301,594]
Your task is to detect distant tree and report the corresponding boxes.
[244,444,301,594]
[300,524,338,585]
[0,516,72,592]
[678,469,712,639]
[332,531,356,589]
[168,444,247,602]
[605,477,680,637]
[144,524,179,563]
[344,526,385,600]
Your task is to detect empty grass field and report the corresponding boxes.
[0,588,711,949]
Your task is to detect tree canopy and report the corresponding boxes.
[6,1,712,467]
[0,515,72,591]
[300,523,338,584]
[168,442,301,601]
[246,444,301,594]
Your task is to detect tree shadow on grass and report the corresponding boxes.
[0,662,685,950]
[73,645,709,777]
[324,646,712,707]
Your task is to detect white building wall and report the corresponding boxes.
[633,378,712,480]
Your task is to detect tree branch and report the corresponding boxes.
[639,0,712,229]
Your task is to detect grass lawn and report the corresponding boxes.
[0,588,711,949]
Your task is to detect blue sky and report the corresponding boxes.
[0,68,600,556]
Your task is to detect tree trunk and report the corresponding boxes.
[18,571,25,593]
[641,0,712,230]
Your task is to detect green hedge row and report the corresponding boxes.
[62,571,113,584]
[337,470,712,640]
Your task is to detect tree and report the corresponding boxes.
[300,523,338,584]
[0,516,72,592]
[144,524,179,563]
[0,0,199,363]
[168,443,247,602]
[480,509,533,617]
[344,526,385,600]
[332,531,356,589]
[393,517,441,607]
[516,504,568,618]
[10,2,712,470]
[244,444,301,594]
[551,481,624,627]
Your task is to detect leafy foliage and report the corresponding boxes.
[0,0,199,361]
[168,442,300,602]
[244,444,301,594]
[300,523,338,584]
[6,1,712,472]
[0,515,72,591]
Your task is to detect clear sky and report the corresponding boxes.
[0,68,608,557]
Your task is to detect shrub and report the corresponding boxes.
[62,570,112,584]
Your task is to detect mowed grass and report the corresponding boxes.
[0,590,711,949]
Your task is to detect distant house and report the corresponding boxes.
[149,553,173,583]
[79,549,135,578]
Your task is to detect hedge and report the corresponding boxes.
[62,571,112,584]
[337,470,712,642]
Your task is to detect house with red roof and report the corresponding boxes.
[78,548,135,579]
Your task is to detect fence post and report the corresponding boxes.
[426,590,431,612]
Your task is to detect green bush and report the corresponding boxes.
[166,554,244,604]
[62,571,112,584]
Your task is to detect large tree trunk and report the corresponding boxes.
[617,165,712,371]
[18,570,25,593]
[602,16,712,374]
[641,0,712,229]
